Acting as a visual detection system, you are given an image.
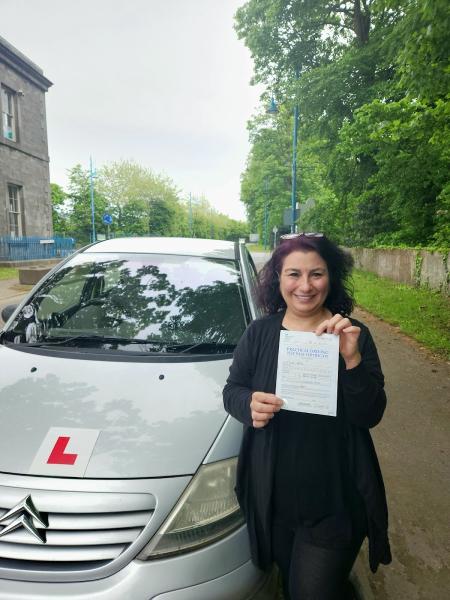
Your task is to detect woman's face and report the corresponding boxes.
[279,250,330,318]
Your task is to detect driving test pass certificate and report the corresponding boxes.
[275,331,339,417]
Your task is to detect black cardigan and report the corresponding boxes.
[223,311,391,573]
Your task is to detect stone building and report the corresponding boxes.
[0,36,53,238]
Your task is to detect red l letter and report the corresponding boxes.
[47,436,78,465]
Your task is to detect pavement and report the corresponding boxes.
[0,273,449,599]
[0,278,32,323]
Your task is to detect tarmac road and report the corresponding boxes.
[351,307,450,600]
[0,275,449,598]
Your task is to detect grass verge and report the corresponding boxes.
[353,269,449,359]
[246,243,270,253]
[0,267,18,281]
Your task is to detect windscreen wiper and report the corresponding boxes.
[175,341,236,354]
[19,336,236,354]
[24,335,168,348]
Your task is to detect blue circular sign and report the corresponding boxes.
[102,214,113,225]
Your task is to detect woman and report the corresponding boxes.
[223,234,391,600]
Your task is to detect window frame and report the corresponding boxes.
[1,85,18,142]
[7,184,23,237]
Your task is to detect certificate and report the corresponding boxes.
[275,330,339,417]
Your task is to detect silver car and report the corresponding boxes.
[0,237,277,599]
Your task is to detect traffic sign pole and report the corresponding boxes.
[102,214,113,239]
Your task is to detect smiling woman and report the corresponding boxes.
[258,235,354,318]
[278,251,330,326]
[223,234,391,600]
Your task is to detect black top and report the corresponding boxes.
[273,406,349,523]
[273,327,365,544]
[223,311,391,572]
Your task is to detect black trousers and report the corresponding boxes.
[272,519,365,600]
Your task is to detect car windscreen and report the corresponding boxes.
[1,252,249,354]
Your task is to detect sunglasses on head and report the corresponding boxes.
[280,232,324,240]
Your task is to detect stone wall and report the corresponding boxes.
[0,37,52,237]
[0,144,52,236]
[347,247,449,294]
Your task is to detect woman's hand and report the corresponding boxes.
[250,391,283,428]
[316,314,362,370]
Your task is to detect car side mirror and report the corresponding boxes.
[1,304,18,323]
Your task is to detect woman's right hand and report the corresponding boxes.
[250,392,283,428]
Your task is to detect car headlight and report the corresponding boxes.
[137,457,244,560]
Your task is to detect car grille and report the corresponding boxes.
[0,484,155,570]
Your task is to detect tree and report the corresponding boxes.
[50,183,70,237]
[182,196,248,241]
[235,0,380,91]
[96,160,182,237]
[148,198,181,236]
[51,160,248,242]
[389,0,450,102]
[236,0,450,247]
[64,165,107,245]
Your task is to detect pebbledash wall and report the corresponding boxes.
[0,36,53,238]
[346,247,450,294]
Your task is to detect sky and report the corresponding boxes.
[1,0,262,221]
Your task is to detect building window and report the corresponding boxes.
[2,86,17,141]
[8,184,22,237]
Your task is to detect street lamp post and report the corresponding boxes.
[188,193,194,237]
[267,71,300,233]
[290,101,299,234]
[89,156,96,243]
[263,177,269,250]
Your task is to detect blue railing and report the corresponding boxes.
[0,236,75,261]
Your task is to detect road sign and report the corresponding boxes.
[102,214,113,225]
[272,226,278,234]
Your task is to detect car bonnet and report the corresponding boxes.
[0,345,231,478]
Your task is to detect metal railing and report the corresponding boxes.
[0,236,75,261]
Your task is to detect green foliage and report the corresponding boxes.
[51,160,246,244]
[246,243,267,252]
[235,0,374,89]
[148,198,179,236]
[236,0,450,247]
[97,160,183,237]
[333,97,449,245]
[51,183,70,237]
[241,109,292,239]
[414,253,424,286]
[389,0,450,101]
[64,164,107,244]
[186,196,248,241]
[353,269,450,358]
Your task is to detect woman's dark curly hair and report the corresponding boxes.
[257,235,355,316]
